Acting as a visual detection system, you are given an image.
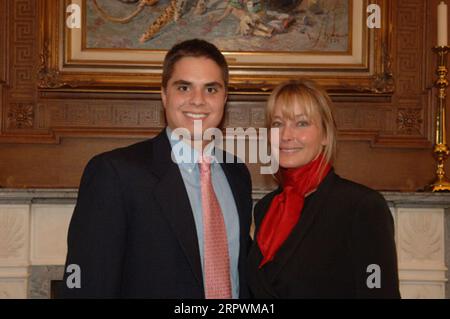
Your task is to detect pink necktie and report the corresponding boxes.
[199,157,232,299]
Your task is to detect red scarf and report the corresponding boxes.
[256,154,331,268]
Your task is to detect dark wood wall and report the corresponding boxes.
[0,0,449,191]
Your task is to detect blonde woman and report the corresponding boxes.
[247,80,400,298]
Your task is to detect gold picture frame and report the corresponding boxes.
[38,0,393,94]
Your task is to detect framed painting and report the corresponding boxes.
[38,0,393,93]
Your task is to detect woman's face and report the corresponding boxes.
[270,101,327,169]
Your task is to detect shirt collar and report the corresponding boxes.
[166,127,219,172]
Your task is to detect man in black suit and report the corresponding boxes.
[59,39,253,298]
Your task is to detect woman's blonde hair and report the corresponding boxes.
[266,79,337,174]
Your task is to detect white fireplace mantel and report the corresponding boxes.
[0,189,448,299]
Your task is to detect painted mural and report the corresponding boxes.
[86,0,350,52]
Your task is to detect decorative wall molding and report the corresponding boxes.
[2,0,37,140]
[0,88,4,133]
[397,108,424,135]
[38,100,164,129]
[0,2,443,188]
[360,43,395,94]
[37,41,70,90]
[393,0,431,140]
[396,208,447,298]
[0,0,8,84]
[3,91,427,148]
[0,213,26,259]
[398,209,444,263]
[7,103,34,129]
[37,41,92,89]
[0,205,30,267]
[0,204,30,299]
[0,0,435,149]
[7,0,36,101]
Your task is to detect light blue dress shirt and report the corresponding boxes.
[166,127,240,298]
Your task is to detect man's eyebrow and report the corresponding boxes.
[171,80,191,86]
[204,81,224,88]
[170,80,224,88]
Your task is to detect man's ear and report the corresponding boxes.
[161,87,167,108]
[223,88,228,105]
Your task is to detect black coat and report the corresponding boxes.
[247,169,400,298]
[59,130,253,298]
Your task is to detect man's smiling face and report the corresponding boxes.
[161,56,227,142]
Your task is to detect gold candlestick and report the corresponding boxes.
[426,46,450,192]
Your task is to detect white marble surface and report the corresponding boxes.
[2,188,450,205]
[0,188,448,299]
[0,189,77,204]
[29,266,64,299]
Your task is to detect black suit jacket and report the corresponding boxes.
[59,130,253,298]
[247,169,400,298]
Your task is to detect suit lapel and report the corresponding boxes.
[150,131,203,287]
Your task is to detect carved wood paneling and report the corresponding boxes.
[0,1,7,84]
[0,0,434,148]
[7,103,34,129]
[38,99,164,129]
[334,103,395,132]
[3,0,37,137]
[397,108,424,135]
[0,88,3,133]
[394,0,430,140]
[7,0,36,101]
[0,0,448,190]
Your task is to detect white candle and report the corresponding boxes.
[438,1,448,46]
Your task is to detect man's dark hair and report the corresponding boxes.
[162,39,229,91]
